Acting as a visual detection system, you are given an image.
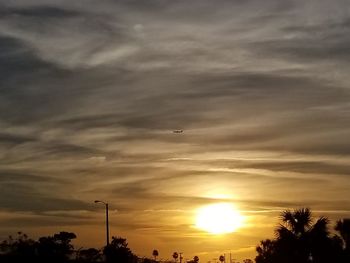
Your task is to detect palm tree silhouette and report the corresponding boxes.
[256,208,335,263]
[335,219,350,261]
[152,249,159,261]
[278,208,312,235]
[335,219,350,250]
[276,208,312,262]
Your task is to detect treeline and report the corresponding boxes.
[0,232,138,263]
[1,208,349,263]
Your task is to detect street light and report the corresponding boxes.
[94,200,109,246]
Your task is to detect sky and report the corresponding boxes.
[1,0,350,261]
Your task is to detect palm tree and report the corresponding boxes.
[152,249,159,261]
[275,208,311,262]
[255,208,348,263]
[335,219,350,251]
[278,208,330,248]
[275,208,333,263]
[335,219,350,261]
[172,252,179,262]
[279,208,312,236]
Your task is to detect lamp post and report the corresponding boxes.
[94,200,109,246]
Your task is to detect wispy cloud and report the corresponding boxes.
[1,0,350,260]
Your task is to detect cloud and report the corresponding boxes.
[0,5,80,18]
[1,0,350,260]
[0,182,93,213]
[249,20,350,64]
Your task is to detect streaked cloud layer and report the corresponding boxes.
[1,0,350,260]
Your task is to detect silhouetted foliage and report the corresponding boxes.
[187,255,199,263]
[255,239,277,263]
[152,249,159,260]
[0,231,76,263]
[172,252,179,261]
[77,248,101,262]
[255,208,350,263]
[335,218,350,261]
[1,211,350,263]
[0,231,140,263]
[103,236,135,263]
[142,258,155,263]
[0,232,36,263]
[37,231,77,263]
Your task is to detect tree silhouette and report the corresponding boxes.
[277,208,334,263]
[142,258,154,263]
[255,239,277,263]
[0,231,77,263]
[0,232,36,263]
[0,232,141,263]
[152,249,159,261]
[103,237,133,263]
[335,219,350,250]
[0,215,349,263]
[256,208,343,263]
[172,252,179,262]
[37,231,77,263]
[335,219,350,261]
[77,248,101,262]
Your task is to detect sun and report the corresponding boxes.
[195,203,244,234]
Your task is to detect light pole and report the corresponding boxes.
[94,200,109,246]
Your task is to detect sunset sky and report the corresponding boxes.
[1,0,350,261]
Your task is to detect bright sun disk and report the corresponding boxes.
[195,203,244,234]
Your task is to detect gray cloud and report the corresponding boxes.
[0,5,80,18]
[1,0,350,259]
[0,170,64,183]
[0,182,93,213]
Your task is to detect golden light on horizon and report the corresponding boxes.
[195,203,244,234]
